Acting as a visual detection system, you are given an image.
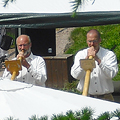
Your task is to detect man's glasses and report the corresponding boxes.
[88,40,98,43]
[18,43,30,47]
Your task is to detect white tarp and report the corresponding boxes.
[0,0,73,13]
[79,0,120,12]
[1,0,120,13]
[0,78,120,120]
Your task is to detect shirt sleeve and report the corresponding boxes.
[27,57,47,85]
[71,50,86,80]
[2,68,11,79]
[99,51,118,79]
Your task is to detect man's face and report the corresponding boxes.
[86,32,101,51]
[17,36,31,57]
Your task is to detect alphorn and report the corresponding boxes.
[81,46,96,96]
[82,55,93,96]
[10,50,24,80]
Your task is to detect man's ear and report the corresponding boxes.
[30,43,32,48]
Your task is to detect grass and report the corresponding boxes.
[65,24,120,81]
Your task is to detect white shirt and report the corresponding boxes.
[2,53,47,87]
[71,47,118,95]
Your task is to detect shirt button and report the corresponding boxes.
[94,72,96,74]
[32,75,33,77]
[95,82,97,84]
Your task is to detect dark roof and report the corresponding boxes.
[0,11,120,28]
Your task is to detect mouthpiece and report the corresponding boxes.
[89,46,94,59]
[18,50,24,62]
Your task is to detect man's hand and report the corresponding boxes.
[86,46,96,59]
[17,51,30,69]
[85,47,101,65]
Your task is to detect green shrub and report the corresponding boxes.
[6,108,120,120]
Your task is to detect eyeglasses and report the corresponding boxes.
[88,40,98,43]
[18,43,30,47]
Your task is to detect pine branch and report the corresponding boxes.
[71,0,83,17]
[3,0,16,7]
[71,0,96,17]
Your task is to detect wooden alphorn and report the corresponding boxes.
[82,55,93,96]
[10,50,24,80]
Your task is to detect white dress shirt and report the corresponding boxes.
[71,47,118,95]
[2,53,47,87]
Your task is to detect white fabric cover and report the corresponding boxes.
[0,0,72,13]
[0,0,120,13]
[0,78,120,120]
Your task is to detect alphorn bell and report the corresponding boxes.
[5,50,24,81]
[10,50,24,80]
[82,55,93,96]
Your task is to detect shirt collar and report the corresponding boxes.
[26,52,34,61]
[96,47,102,57]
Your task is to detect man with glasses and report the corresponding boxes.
[3,35,47,87]
[71,29,118,101]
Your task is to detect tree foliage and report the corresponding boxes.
[71,0,96,17]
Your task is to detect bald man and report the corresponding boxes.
[3,35,47,87]
[71,29,118,101]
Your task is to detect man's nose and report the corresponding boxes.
[21,45,25,49]
[90,42,94,46]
